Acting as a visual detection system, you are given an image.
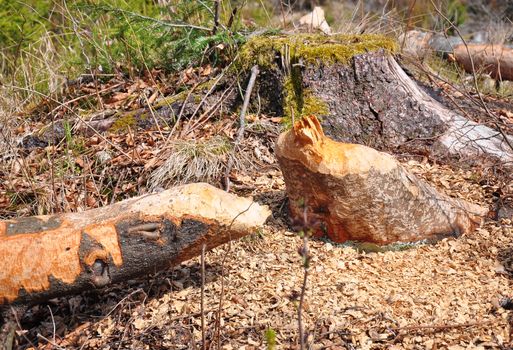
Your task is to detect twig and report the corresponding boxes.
[401,0,417,52]
[214,250,229,350]
[166,82,201,142]
[5,85,134,161]
[82,4,211,31]
[63,1,104,110]
[298,203,310,350]
[47,305,56,345]
[181,84,235,137]
[212,202,256,350]
[36,334,65,350]
[392,319,495,332]
[223,65,259,192]
[200,244,206,350]
[212,0,220,35]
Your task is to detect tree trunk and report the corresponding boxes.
[275,115,487,244]
[0,183,270,307]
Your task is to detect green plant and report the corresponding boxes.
[76,1,246,74]
[265,327,277,350]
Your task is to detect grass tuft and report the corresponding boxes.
[148,136,232,189]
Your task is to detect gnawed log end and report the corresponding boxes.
[0,183,271,306]
[276,115,487,245]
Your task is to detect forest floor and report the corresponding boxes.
[11,157,513,350]
[2,57,513,349]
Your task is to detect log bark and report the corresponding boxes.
[275,115,487,244]
[0,183,270,307]
[452,43,513,81]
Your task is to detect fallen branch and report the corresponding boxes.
[392,319,496,333]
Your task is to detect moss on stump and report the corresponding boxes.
[237,33,397,127]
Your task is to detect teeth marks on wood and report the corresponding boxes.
[79,232,114,288]
[127,222,161,241]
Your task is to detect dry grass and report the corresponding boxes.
[148,136,232,190]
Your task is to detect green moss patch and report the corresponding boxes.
[238,33,397,70]
[238,33,396,128]
[282,71,329,128]
[110,113,137,132]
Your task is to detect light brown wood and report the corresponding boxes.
[0,183,270,307]
[276,115,487,244]
[453,43,513,81]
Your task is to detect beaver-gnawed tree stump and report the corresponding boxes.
[275,115,487,244]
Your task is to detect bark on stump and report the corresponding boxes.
[303,51,513,168]
[0,183,270,307]
[275,115,487,244]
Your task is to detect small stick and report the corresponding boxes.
[212,0,220,35]
[298,203,310,350]
[401,0,417,52]
[224,65,259,192]
[392,319,495,332]
[201,244,206,350]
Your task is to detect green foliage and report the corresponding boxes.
[446,0,467,28]
[73,1,245,73]
[0,0,247,104]
[264,327,277,350]
[0,1,51,60]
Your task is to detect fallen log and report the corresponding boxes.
[275,115,487,244]
[401,30,513,81]
[0,183,270,307]
[452,43,513,81]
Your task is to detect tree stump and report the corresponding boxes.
[240,34,513,169]
[275,115,487,244]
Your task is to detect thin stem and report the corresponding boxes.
[84,4,211,31]
[298,234,309,350]
[212,0,220,34]
[224,65,259,192]
[298,202,309,350]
